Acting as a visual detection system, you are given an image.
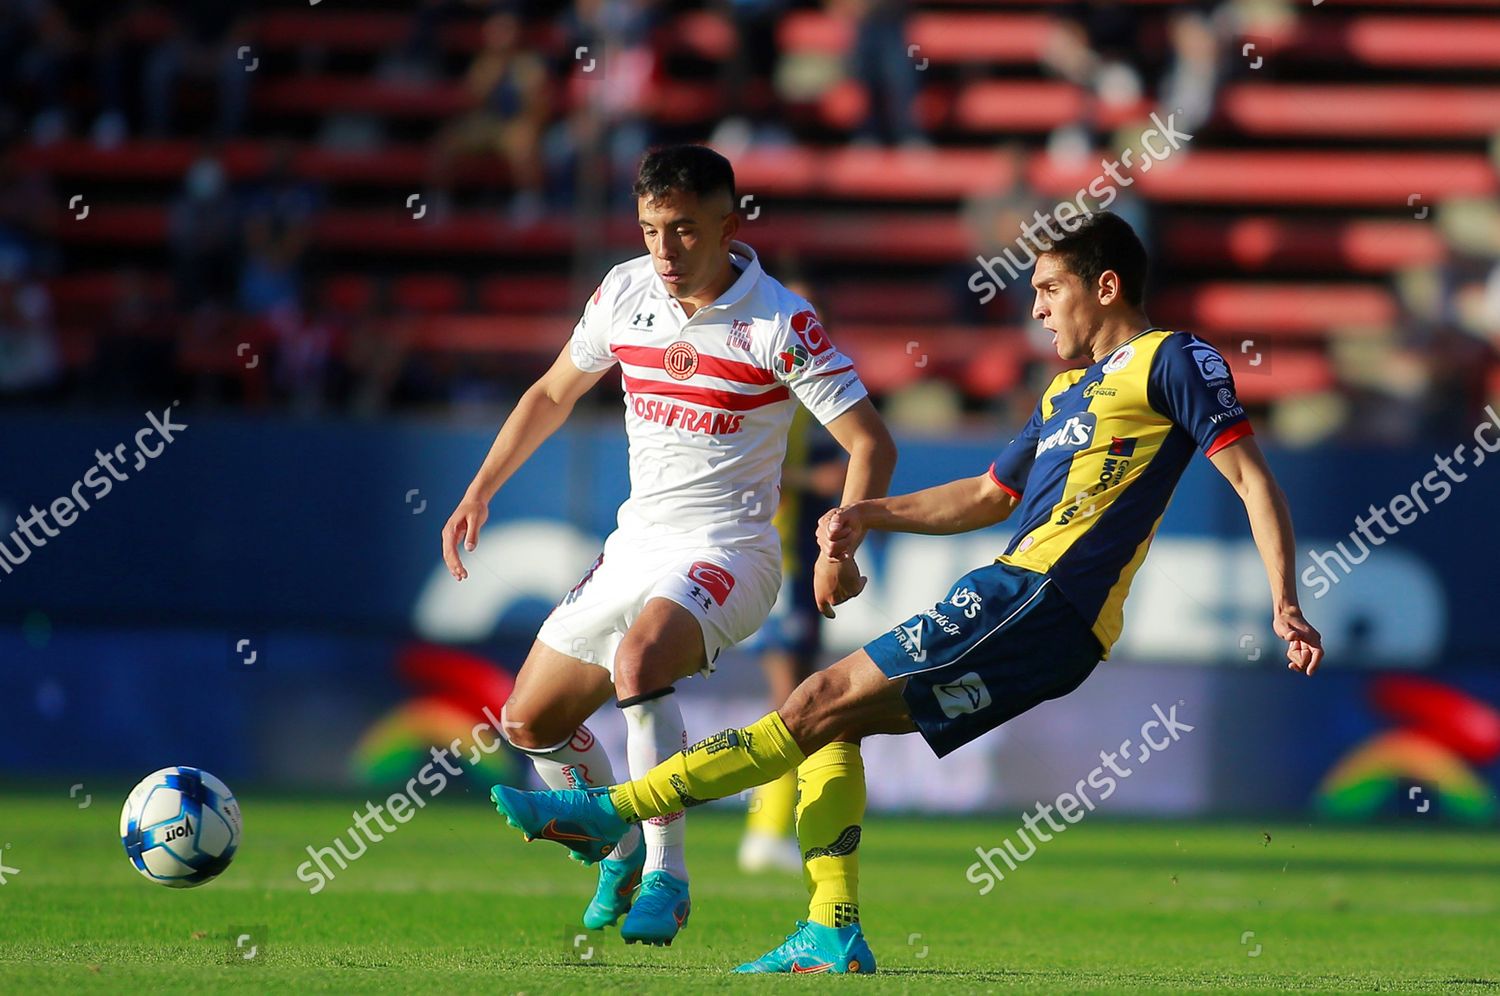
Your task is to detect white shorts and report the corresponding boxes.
[536,529,781,679]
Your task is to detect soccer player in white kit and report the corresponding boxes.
[440,146,897,945]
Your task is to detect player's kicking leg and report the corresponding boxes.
[498,641,647,929]
[493,648,905,970]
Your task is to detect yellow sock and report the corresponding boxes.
[609,712,805,823]
[796,742,864,928]
[746,768,798,837]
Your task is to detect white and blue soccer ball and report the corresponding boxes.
[120,766,242,888]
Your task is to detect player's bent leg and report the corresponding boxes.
[612,598,707,944]
[501,640,616,755]
[495,640,645,917]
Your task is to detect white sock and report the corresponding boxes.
[622,693,689,881]
[524,724,641,862]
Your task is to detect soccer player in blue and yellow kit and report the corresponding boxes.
[491,212,1325,973]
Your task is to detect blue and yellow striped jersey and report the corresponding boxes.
[988,329,1252,655]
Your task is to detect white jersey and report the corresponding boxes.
[568,241,868,548]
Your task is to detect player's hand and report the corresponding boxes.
[814,555,867,619]
[1274,605,1323,676]
[441,497,489,581]
[818,505,867,562]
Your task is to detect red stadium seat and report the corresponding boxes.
[1163,218,1447,274]
[1155,283,1398,338]
[392,275,466,314]
[1222,84,1500,140]
[477,275,572,314]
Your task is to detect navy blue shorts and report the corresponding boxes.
[863,562,1103,757]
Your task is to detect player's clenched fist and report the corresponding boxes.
[818,505,866,562]
[813,555,867,619]
[442,497,489,581]
[1275,605,1324,676]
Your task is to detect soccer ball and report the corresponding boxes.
[119,766,242,887]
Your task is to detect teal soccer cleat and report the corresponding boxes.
[582,835,645,929]
[733,920,877,974]
[489,785,630,865]
[619,870,691,946]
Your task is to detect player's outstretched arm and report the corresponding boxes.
[818,473,1020,563]
[813,399,899,616]
[441,346,607,580]
[1208,435,1325,676]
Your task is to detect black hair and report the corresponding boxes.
[1040,211,1149,307]
[633,145,736,209]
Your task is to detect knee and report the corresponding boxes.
[499,700,572,753]
[781,668,847,747]
[612,635,674,699]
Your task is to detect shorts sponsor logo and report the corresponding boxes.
[922,608,962,636]
[1210,406,1245,425]
[687,561,736,605]
[1191,346,1230,383]
[934,672,992,718]
[789,310,833,355]
[1102,344,1134,374]
[948,586,984,618]
[1036,413,1097,457]
[894,618,927,663]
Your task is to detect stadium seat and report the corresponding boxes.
[1221,84,1500,140]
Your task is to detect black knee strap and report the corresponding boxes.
[616,686,675,709]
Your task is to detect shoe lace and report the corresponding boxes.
[632,878,678,916]
[775,921,816,956]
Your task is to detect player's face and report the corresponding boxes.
[638,190,736,302]
[1031,254,1103,362]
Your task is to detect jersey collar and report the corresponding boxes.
[649,240,762,311]
[1091,325,1165,370]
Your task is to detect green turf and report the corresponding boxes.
[1,788,1497,993]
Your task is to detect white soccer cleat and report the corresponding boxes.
[738,830,803,875]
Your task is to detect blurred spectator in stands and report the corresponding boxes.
[399,0,501,78]
[831,0,924,147]
[143,1,251,139]
[545,0,664,212]
[167,154,238,310]
[1041,1,1145,157]
[267,297,339,413]
[0,251,62,401]
[0,144,59,276]
[709,0,793,154]
[958,145,1048,329]
[428,9,550,225]
[89,269,176,405]
[22,1,135,147]
[239,140,321,318]
[1159,1,1226,136]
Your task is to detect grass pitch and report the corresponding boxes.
[1,788,1497,993]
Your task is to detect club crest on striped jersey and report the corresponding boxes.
[663,341,699,380]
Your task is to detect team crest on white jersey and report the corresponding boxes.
[663,341,699,380]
